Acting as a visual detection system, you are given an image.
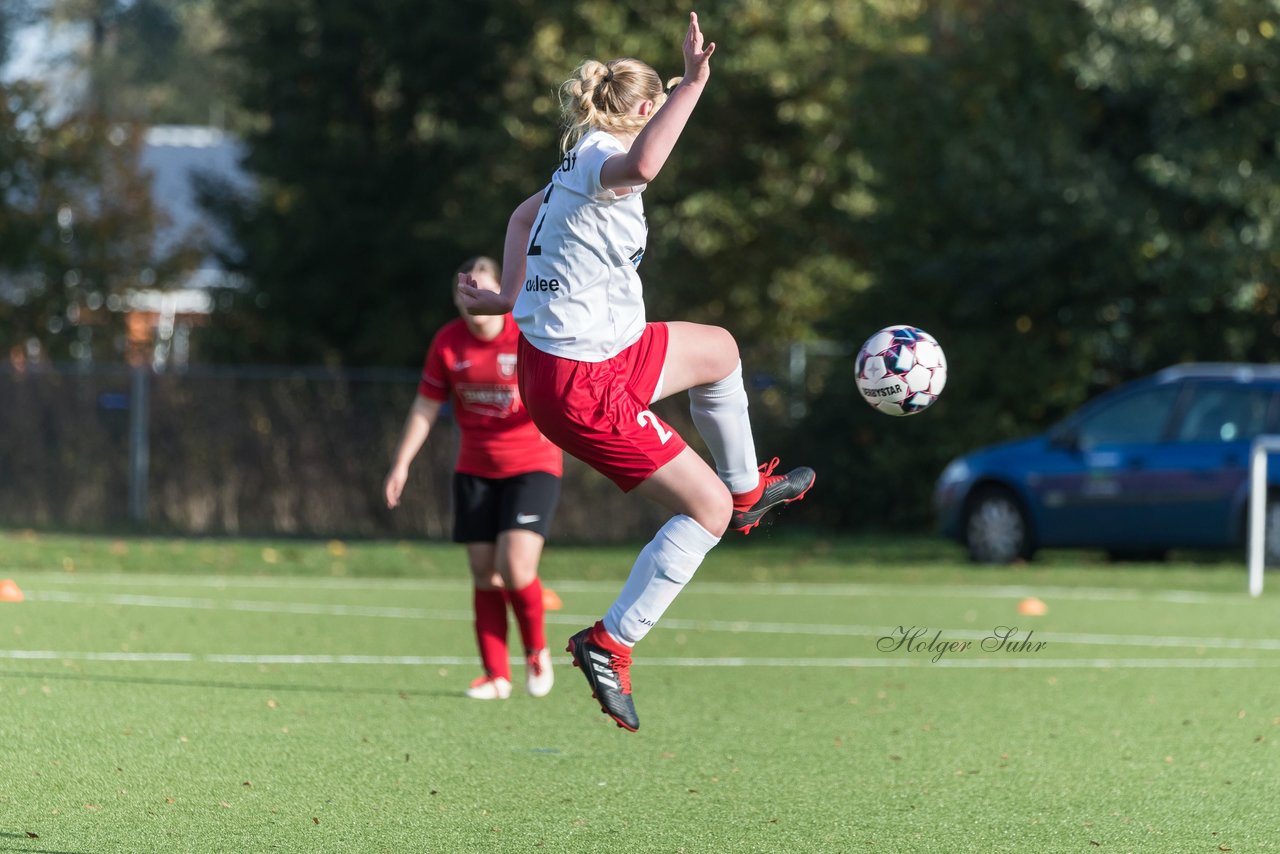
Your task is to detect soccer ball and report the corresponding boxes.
[855,325,947,416]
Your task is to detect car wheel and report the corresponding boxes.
[963,486,1034,564]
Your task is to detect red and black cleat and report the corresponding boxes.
[566,622,639,732]
[730,457,816,534]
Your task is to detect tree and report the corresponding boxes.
[0,83,197,363]
[202,0,563,365]
[810,0,1280,527]
[196,0,1280,529]
[0,1,38,69]
[0,1,220,364]
[41,0,234,126]
[200,0,909,367]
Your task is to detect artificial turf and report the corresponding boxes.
[1,530,1277,852]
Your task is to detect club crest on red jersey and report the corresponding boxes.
[498,353,517,377]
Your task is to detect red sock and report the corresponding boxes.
[731,477,763,512]
[588,620,632,658]
[505,578,547,653]
[473,588,510,680]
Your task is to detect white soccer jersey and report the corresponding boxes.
[514,130,649,362]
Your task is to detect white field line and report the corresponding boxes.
[1,649,1279,669]
[28,590,459,620]
[7,571,1251,605]
[18,589,1280,653]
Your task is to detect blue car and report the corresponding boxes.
[934,363,1280,563]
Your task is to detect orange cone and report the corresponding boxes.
[1017,596,1047,616]
[0,579,24,603]
[541,586,563,611]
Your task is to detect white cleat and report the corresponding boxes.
[525,648,554,698]
[465,675,512,700]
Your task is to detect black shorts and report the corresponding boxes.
[452,471,561,543]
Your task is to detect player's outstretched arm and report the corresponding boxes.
[600,12,715,190]
[458,189,544,315]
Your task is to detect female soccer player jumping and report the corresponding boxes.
[459,13,815,731]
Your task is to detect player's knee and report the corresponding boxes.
[474,578,504,590]
[692,483,733,537]
[470,567,502,588]
[709,327,740,377]
[499,561,538,590]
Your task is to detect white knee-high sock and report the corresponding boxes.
[603,515,722,646]
[688,361,760,495]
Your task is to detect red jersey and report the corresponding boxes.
[418,316,563,478]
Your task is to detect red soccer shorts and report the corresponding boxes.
[517,323,687,492]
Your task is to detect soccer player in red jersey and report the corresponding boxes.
[458,13,815,731]
[385,256,564,701]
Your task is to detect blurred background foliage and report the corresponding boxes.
[2,0,1278,531]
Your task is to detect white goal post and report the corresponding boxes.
[1246,435,1280,597]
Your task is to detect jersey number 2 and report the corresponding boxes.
[637,410,673,445]
[527,184,554,256]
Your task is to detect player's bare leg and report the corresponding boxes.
[658,321,815,534]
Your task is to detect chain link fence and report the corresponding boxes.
[0,352,832,541]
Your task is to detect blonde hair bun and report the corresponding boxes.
[559,58,668,152]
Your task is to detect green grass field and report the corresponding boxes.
[2,530,1278,853]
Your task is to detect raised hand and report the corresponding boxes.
[682,12,716,86]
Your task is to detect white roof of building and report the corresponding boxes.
[140,125,254,274]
